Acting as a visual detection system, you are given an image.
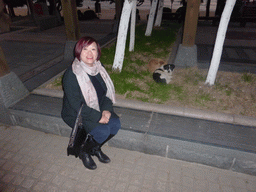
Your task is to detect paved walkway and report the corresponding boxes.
[1,124,256,192]
[196,21,256,74]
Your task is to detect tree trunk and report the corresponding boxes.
[112,0,133,72]
[154,0,164,27]
[61,0,80,41]
[205,0,236,86]
[145,0,158,36]
[129,0,136,52]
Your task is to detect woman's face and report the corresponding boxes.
[80,42,98,67]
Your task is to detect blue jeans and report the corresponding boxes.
[89,117,121,144]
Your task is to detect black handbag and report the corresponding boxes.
[67,103,87,158]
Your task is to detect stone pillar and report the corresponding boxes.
[0,47,29,125]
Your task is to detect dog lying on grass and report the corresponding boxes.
[153,64,175,84]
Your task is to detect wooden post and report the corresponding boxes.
[0,46,10,77]
[182,0,201,46]
[61,0,80,41]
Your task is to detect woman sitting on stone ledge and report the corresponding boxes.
[61,36,121,170]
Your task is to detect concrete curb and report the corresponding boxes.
[112,129,256,176]
[33,85,256,128]
[9,91,256,176]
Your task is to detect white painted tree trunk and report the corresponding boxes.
[112,0,133,72]
[154,0,164,27]
[145,0,158,36]
[129,0,136,52]
[205,0,236,86]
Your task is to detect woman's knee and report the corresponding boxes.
[109,118,121,135]
[89,125,111,143]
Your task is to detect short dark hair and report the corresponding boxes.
[74,36,101,61]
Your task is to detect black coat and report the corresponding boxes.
[61,65,118,133]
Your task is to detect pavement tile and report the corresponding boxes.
[168,182,182,192]
[130,173,144,186]
[12,175,25,185]
[169,170,181,184]
[144,167,156,181]
[205,169,220,184]
[86,184,100,192]
[0,169,5,178]
[181,175,194,188]
[208,182,221,192]
[2,173,15,183]
[51,174,65,186]
[68,168,85,181]
[91,174,104,186]
[142,178,155,190]
[156,169,169,182]
[2,160,15,171]
[36,161,52,171]
[2,184,16,192]
[155,179,167,191]
[44,184,60,192]
[11,164,24,174]
[31,169,43,179]
[127,184,141,192]
[21,166,33,176]
[101,178,116,190]
[246,177,256,191]
[49,164,63,174]
[32,181,47,191]
[115,181,127,192]
[74,181,89,192]
[118,169,131,182]
[39,172,56,182]
[193,178,208,192]
[11,153,24,163]
[0,125,256,192]
[61,179,77,190]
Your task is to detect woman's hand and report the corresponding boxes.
[99,116,109,124]
[99,111,111,124]
[102,110,111,119]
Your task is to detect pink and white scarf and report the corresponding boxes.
[72,58,116,111]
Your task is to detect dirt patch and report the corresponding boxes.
[173,67,256,117]
[116,66,256,118]
[158,67,256,117]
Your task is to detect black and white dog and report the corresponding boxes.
[153,64,175,84]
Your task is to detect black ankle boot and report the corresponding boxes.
[79,134,97,170]
[79,151,97,170]
[93,146,110,163]
[91,134,115,163]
